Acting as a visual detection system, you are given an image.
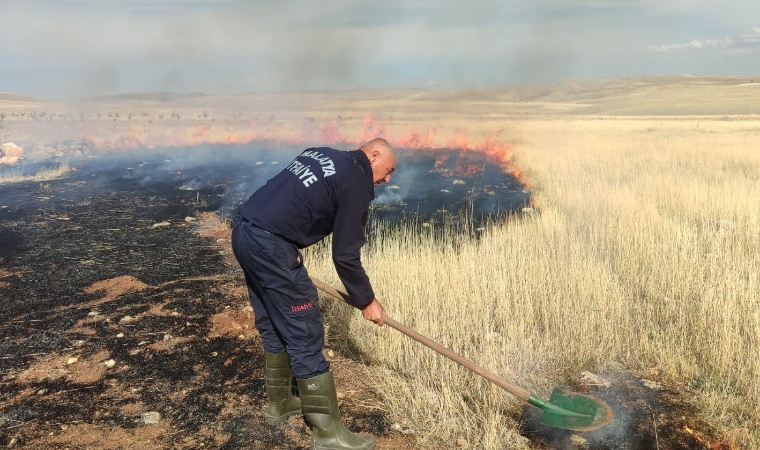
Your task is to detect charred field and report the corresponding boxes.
[0,144,726,449]
[0,144,524,449]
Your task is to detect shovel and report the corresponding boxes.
[310,277,614,432]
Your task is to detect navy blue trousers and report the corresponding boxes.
[231,214,330,379]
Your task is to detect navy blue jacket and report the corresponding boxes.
[239,147,375,308]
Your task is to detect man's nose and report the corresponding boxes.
[384,174,391,183]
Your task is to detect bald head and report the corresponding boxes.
[360,138,396,161]
[360,138,396,185]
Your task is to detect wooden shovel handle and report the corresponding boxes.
[310,277,532,403]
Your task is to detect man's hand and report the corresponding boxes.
[361,299,384,326]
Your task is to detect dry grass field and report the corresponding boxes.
[303,116,760,448]
[2,75,759,448]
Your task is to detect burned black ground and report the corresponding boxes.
[0,147,408,449]
[1,145,522,449]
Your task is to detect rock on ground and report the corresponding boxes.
[0,142,23,165]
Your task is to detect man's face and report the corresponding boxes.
[370,151,396,185]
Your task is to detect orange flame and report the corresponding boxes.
[193,126,208,145]
[394,126,438,149]
[359,114,385,142]
[683,425,738,450]
[78,114,527,183]
[434,153,450,169]
[318,119,342,146]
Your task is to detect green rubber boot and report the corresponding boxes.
[297,371,376,450]
[264,352,302,425]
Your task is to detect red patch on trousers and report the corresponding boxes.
[291,301,314,312]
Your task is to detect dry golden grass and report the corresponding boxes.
[0,160,69,183]
[35,160,70,180]
[0,165,24,183]
[306,118,760,448]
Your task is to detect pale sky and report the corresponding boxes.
[1,0,759,98]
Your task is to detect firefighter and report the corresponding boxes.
[231,138,396,450]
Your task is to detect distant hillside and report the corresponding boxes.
[2,75,760,116]
[86,92,211,102]
[0,92,47,103]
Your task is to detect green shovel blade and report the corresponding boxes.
[528,388,614,432]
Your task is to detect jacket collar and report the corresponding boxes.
[351,150,375,200]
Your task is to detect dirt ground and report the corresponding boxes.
[0,163,416,449]
[1,276,416,450]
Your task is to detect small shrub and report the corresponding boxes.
[36,161,70,180]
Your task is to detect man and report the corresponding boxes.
[231,138,396,450]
